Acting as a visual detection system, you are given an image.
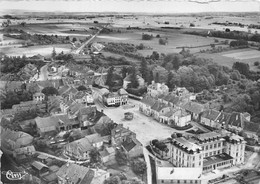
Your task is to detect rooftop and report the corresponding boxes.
[172,137,201,152]
[56,163,94,184]
[201,109,220,121]
[196,132,221,142]
[157,167,202,180]
[203,153,233,167]
[182,101,205,114]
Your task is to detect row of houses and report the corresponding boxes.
[64,124,143,162]
[139,88,202,127]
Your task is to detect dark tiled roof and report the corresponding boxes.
[228,112,248,128]
[140,96,157,107]
[182,102,204,114]
[56,163,94,184]
[216,112,231,125]
[201,109,220,121]
[151,101,169,112]
[122,140,136,152]
[31,161,48,171]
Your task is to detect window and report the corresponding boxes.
[177,180,180,184]
[184,180,187,183]
[195,180,198,184]
[161,180,164,183]
[205,153,208,157]
[171,180,173,183]
[214,144,217,148]
[218,142,221,147]
[205,145,208,150]
[210,145,212,149]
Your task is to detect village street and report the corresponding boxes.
[37,64,49,81]
[92,87,194,146]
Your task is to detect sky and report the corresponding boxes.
[0,0,259,14]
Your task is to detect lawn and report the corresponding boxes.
[195,48,260,71]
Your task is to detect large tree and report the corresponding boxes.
[128,66,139,89]
[42,86,59,96]
[115,149,128,166]
[106,66,115,89]
[139,60,149,82]
[232,62,250,77]
[89,148,101,163]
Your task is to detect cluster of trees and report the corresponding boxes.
[185,30,260,42]
[1,90,32,109]
[1,55,44,75]
[105,56,132,66]
[105,66,124,90]
[115,149,128,166]
[229,40,248,48]
[104,42,146,62]
[159,38,168,45]
[4,31,70,45]
[142,33,153,40]
[42,86,59,96]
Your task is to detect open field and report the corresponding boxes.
[96,30,229,56]
[223,50,260,60]
[3,23,96,40]
[195,48,260,71]
[1,44,71,57]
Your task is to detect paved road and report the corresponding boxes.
[37,64,49,81]
[71,28,103,54]
[35,151,89,164]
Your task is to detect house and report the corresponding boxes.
[139,96,157,116]
[147,81,169,97]
[216,112,231,129]
[77,106,100,128]
[3,81,24,93]
[47,95,63,115]
[31,161,49,176]
[56,163,94,184]
[64,133,109,160]
[1,127,34,153]
[123,74,145,89]
[157,167,202,184]
[200,109,221,128]
[181,101,205,121]
[91,42,105,53]
[12,101,46,113]
[33,92,45,102]
[151,101,171,121]
[111,124,136,146]
[227,112,249,132]
[35,114,79,135]
[100,147,116,164]
[56,163,109,184]
[73,91,94,105]
[122,137,143,157]
[160,108,191,127]
[158,93,181,107]
[13,145,36,161]
[102,89,128,107]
